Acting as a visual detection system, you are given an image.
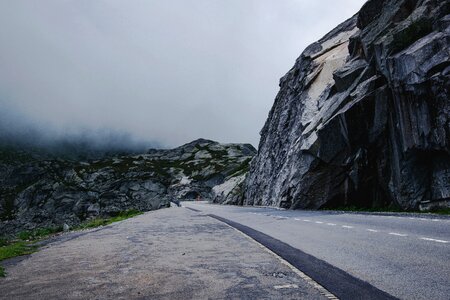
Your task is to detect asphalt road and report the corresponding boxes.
[183,201,450,300]
[0,207,327,300]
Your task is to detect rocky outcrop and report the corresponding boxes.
[245,0,450,211]
[0,139,255,235]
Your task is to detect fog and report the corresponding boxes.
[0,0,366,149]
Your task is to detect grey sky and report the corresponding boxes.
[0,0,366,148]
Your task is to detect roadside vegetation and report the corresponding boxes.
[322,206,450,216]
[74,209,142,230]
[0,209,143,277]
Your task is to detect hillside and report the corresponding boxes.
[0,139,255,235]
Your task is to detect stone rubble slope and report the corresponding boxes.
[0,139,255,235]
[245,0,450,211]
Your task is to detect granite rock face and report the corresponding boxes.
[245,0,450,211]
[0,139,255,235]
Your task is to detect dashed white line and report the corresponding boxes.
[303,219,312,222]
[326,223,336,226]
[274,284,299,290]
[294,218,302,221]
[315,221,324,224]
[342,225,354,229]
[420,237,449,244]
[388,232,408,237]
[367,229,378,232]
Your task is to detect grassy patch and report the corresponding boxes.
[17,226,63,241]
[0,241,38,277]
[427,207,450,215]
[0,209,143,278]
[322,206,450,216]
[0,242,37,261]
[0,226,61,277]
[0,238,9,247]
[325,206,404,213]
[75,209,143,230]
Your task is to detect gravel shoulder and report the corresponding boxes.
[0,207,325,300]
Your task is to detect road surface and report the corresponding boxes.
[0,207,327,300]
[183,201,450,300]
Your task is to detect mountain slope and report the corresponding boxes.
[0,139,255,235]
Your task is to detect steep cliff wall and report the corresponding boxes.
[245,0,450,211]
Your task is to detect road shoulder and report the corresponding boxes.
[0,207,326,300]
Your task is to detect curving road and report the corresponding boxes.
[183,201,450,300]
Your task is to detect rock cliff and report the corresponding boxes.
[245,0,450,211]
[0,139,255,235]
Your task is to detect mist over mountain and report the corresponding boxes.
[0,0,366,148]
[0,108,159,160]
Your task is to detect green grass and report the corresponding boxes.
[427,207,450,215]
[322,206,450,216]
[0,242,37,261]
[0,241,38,277]
[17,226,63,241]
[0,209,143,278]
[75,209,143,230]
[325,206,403,213]
[0,238,8,247]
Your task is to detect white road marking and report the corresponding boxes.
[294,218,302,221]
[420,237,449,244]
[342,225,354,229]
[367,229,378,232]
[431,219,440,222]
[326,223,336,226]
[303,219,312,222]
[315,221,324,224]
[274,284,299,290]
[389,232,408,237]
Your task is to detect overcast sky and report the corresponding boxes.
[0,0,366,148]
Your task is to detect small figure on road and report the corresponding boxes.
[171,197,181,207]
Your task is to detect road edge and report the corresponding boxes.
[207,213,398,300]
[209,214,339,300]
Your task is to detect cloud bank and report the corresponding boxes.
[0,0,366,148]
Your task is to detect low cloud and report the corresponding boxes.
[0,0,366,148]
